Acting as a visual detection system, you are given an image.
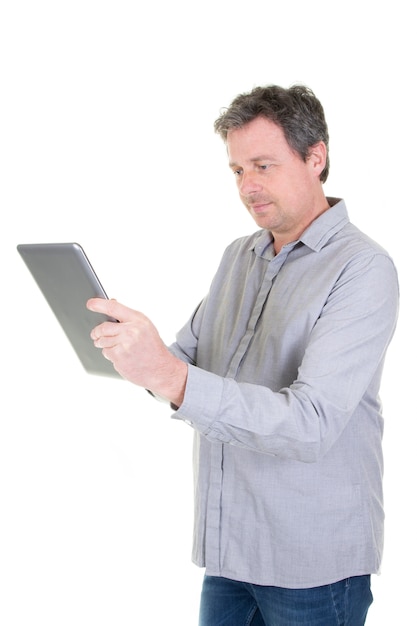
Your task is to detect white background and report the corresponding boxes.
[0,1,414,624]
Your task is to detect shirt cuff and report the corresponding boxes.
[172,364,224,433]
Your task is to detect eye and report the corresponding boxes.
[257,164,270,171]
[232,168,243,176]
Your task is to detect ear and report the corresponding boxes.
[307,141,327,178]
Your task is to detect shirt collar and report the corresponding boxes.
[250,197,349,257]
[299,197,349,251]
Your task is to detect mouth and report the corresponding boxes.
[249,202,271,214]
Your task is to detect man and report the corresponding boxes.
[87,85,399,625]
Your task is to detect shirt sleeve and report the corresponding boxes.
[171,253,399,462]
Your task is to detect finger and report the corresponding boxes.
[92,334,119,349]
[86,298,139,323]
[101,348,113,362]
[90,320,121,341]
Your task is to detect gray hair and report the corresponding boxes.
[214,84,330,183]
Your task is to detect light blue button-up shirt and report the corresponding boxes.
[169,199,399,588]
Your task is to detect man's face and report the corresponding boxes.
[227,116,325,248]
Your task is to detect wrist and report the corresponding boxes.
[150,357,188,408]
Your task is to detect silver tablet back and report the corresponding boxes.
[17,242,121,378]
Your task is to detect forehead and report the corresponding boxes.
[226,116,292,163]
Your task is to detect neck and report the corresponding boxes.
[272,197,330,255]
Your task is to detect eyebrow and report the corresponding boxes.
[228,155,276,168]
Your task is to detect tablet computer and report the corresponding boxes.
[17,242,122,379]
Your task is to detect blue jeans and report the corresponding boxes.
[198,574,373,626]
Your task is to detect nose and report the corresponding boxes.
[238,170,262,195]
